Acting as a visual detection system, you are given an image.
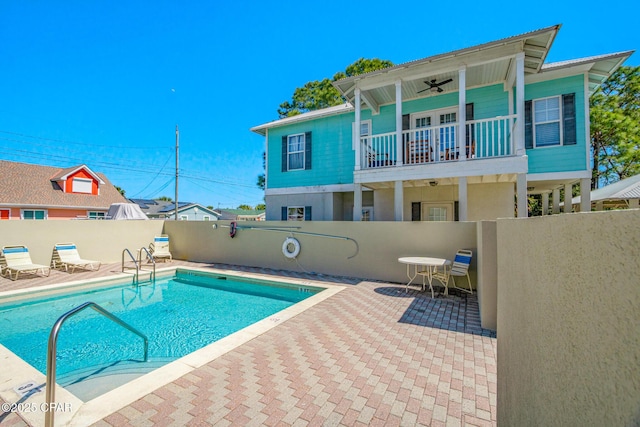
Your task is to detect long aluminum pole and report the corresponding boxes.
[175,125,179,221]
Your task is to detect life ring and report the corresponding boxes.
[229,221,237,238]
[282,237,301,259]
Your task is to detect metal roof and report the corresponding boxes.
[572,174,640,206]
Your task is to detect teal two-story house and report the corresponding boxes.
[252,25,632,221]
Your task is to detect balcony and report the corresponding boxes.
[360,115,517,170]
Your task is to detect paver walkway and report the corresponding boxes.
[0,261,496,426]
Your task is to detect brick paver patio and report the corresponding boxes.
[0,261,496,426]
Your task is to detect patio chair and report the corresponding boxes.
[149,235,172,262]
[50,243,101,273]
[445,249,473,294]
[1,245,51,280]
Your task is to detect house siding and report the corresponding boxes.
[524,74,587,174]
[267,114,356,189]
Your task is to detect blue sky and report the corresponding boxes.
[1,1,637,209]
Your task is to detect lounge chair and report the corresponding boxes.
[51,243,101,273]
[1,245,51,280]
[445,249,473,294]
[149,235,172,262]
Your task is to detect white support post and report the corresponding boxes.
[552,189,560,214]
[354,88,362,171]
[395,80,403,166]
[542,192,549,216]
[458,177,468,221]
[394,180,403,221]
[515,52,525,155]
[458,67,467,161]
[564,183,573,213]
[516,174,528,217]
[353,183,362,221]
[580,178,591,213]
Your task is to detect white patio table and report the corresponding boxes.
[398,256,451,298]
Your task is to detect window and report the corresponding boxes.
[202,215,210,221]
[534,97,561,147]
[361,207,373,221]
[72,178,93,194]
[525,93,576,149]
[282,132,312,171]
[180,215,188,220]
[88,211,105,220]
[0,209,9,220]
[22,210,46,220]
[282,206,312,221]
[287,134,305,170]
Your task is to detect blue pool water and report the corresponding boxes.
[0,270,321,396]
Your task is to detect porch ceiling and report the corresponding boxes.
[362,174,519,190]
[333,25,560,108]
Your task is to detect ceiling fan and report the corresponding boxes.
[417,78,453,94]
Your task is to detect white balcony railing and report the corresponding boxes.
[361,114,516,169]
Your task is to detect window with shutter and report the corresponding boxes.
[525,93,576,148]
[282,132,312,171]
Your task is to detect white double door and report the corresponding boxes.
[411,108,458,160]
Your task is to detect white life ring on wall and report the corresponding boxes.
[282,237,301,259]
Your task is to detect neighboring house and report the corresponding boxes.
[215,209,266,221]
[251,25,633,221]
[129,199,220,221]
[0,160,128,220]
[569,174,640,211]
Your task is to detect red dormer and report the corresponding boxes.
[50,165,105,195]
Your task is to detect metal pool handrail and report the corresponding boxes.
[122,248,139,278]
[45,302,148,427]
[137,246,156,281]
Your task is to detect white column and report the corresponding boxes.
[552,188,560,214]
[394,180,403,221]
[580,178,591,213]
[353,183,362,221]
[517,174,528,217]
[395,80,403,166]
[515,52,525,155]
[564,183,573,213]
[458,177,468,221]
[458,67,467,161]
[354,88,361,171]
[542,192,549,216]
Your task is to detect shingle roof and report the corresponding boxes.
[0,160,128,209]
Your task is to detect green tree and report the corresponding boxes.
[156,196,173,202]
[237,204,252,210]
[277,58,393,118]
[590,65,640,188]
[114,185,126,197]
[255,203,266,211]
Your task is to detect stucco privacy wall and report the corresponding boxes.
[164,220,478,285]
[0,221,164,265]
[496,209,640,426]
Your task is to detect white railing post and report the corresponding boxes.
[395,80,403,167]
[458,67,466,161]
[515,52,525,155]
[354,88,362,170]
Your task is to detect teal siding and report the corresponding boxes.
[267,112,355,189]
[524,75,587,174]
[267,76,588,190]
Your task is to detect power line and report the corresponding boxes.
[0,129,168,150]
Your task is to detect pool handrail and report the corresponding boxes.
[137,246,156,281]
[45,301,148,427]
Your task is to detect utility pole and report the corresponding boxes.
[175,125,179,221]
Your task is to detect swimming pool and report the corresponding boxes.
[0,268,337,413]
